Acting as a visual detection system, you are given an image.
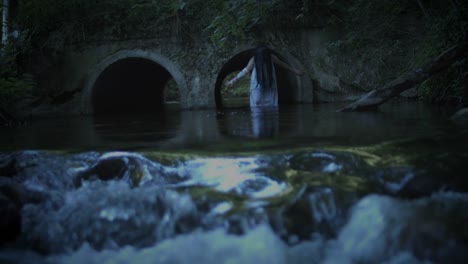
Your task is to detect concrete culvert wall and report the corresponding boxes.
[92,58,173,115]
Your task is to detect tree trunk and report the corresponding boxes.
[1,0,8,47]
[338,38,468,112]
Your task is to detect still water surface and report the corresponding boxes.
[0,102,459,151]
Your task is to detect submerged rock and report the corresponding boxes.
[331,193,468,263]
[289,151,344,173]
[0,156,20,177]
[2,150,90,191]
[0,176,49,244]
[0,149,466,263]
[0,176,47,244]
[19,181,200,254]
[288,151,370,176]
[396,153,468,198]
[74,152,169,187]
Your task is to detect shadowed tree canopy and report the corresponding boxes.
[339,37,468,112]
[1,0,467,125]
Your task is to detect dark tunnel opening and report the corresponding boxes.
[92,57,176,115]
[215,49,299,109]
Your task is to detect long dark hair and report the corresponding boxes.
[254,46,274,91]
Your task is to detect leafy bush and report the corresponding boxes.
[320,0,467,102]
[0,40,34,111]
[221,72,250,98]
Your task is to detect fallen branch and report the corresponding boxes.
[338,38,468,112]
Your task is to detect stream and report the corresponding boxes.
[0,103,467,263]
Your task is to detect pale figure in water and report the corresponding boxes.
[225,46,303,107]
[225,46,303,137]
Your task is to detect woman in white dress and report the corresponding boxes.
[225,46,303,138]
[225,46,303,107]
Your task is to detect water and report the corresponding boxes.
[0,102,459,151]
[0,102,467,263]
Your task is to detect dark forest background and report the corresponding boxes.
[1,0,467,115]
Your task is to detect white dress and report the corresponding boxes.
[249,64,278,107]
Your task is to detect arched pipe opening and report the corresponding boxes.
[91,57,180,115]
[81,50,187,115]
[215,48,301,109]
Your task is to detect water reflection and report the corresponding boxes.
[0,103,460,151]
[0,116,101,151]
[166,110,223,146]
[251,107,279,138]
[93,113,180,145]
[217,107,280,139]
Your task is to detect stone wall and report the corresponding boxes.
[34,30,319,115]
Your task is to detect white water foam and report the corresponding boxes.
[3,192,467,264]
[173,157,288,198]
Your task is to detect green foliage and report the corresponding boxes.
[0,38,34,110]
[418,57,468,103]
[205,0,348,46]
[13,0,350,50]
[221,72,250,98]
[207,0,280,46]
[16,0,314,49]
[272,0,349,28]
[413,2,468,103]
[0,75,33,103]
[18,0,199,48]
[320,0,468,102]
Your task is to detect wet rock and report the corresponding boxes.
[276,195,319,241]
[8,151,42,170]
[0,178,25,207]
[0,156,19,177]
[331,193,468,263]
[289,152,342,173]
[398,175,468,199]
[0,177,46,206]
[396,153,468,198]
[0,177,47,245]
[272,186,349,243]
[288,151,367,175]
[0,151,75,191]
[371,167,417,195]
[20,182,200,254]
[75,157,127,186]
[74,153,167,187]
[11,151,86,191]
[0,193,21,244]
[397,174,444,199]
[225,211,269,235]
[235,178,270,195]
